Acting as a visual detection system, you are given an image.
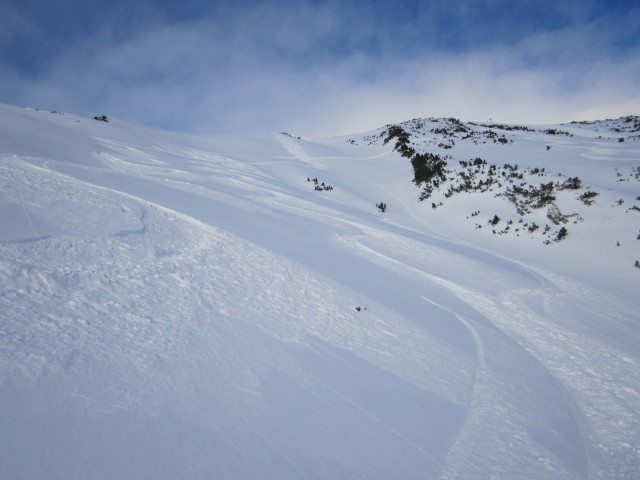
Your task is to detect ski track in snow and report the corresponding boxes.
[338,229,592,479]
[1,106,639,479]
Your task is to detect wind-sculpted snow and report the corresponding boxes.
[0,104,639,479]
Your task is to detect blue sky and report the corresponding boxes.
[1,0,639,135]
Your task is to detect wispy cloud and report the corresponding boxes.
[2,0,639,136]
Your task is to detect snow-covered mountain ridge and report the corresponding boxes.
[348,115,640,272]
[0,104,638,479]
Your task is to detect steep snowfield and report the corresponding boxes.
[0,104,638,479]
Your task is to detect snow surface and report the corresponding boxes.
[0,104,639,479]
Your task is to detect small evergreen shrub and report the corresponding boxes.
[557,227,568,241]
[559,177,582,190]
[579,191,599,205]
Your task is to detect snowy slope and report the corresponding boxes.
[0,104,638,479]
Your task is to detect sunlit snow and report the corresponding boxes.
[0,104,638,479]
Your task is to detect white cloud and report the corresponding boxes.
[4,2,640,136]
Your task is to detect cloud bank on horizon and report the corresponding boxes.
[1,0,639,136]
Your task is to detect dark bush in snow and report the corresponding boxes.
[411,152,447,186]
[557,227,568,241]
[579,191,599,205]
